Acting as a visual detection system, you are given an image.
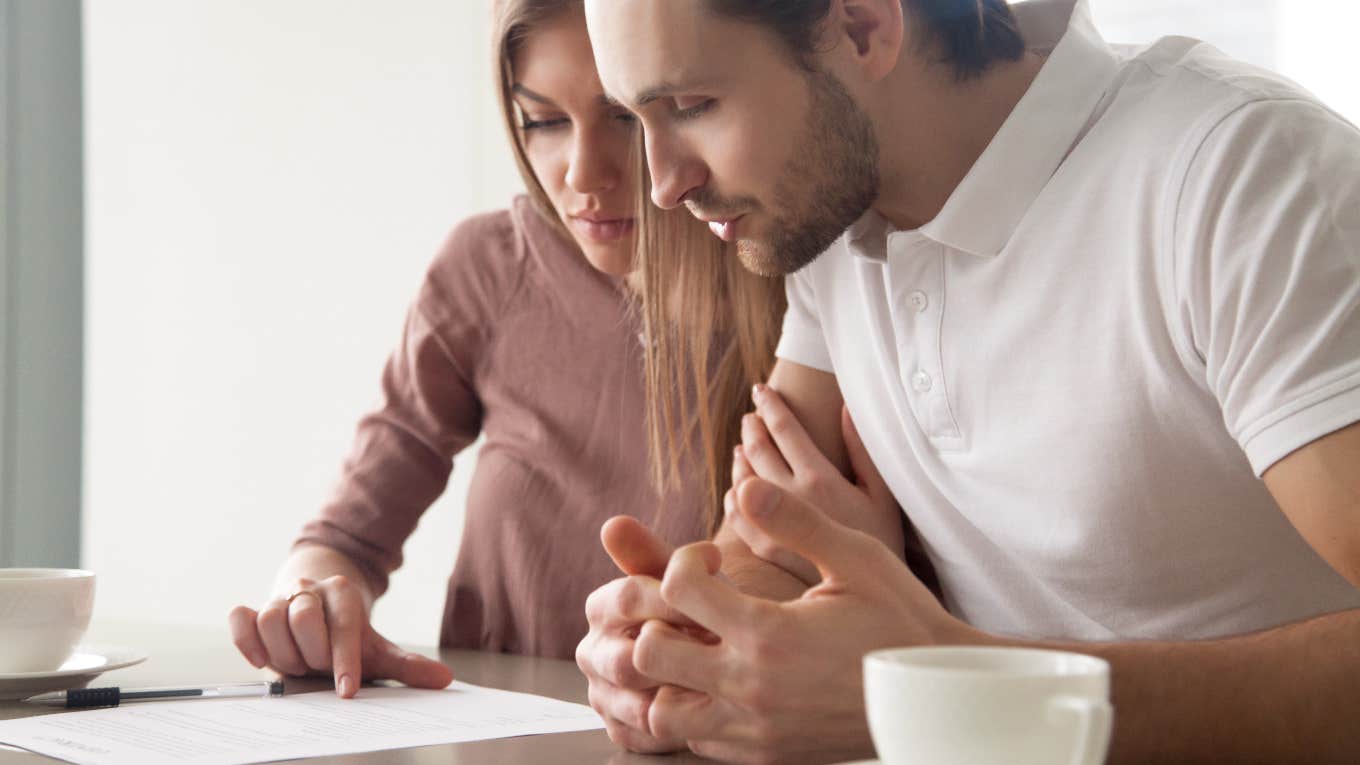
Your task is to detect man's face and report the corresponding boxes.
[585,0,879,275]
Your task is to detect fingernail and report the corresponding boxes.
[752,383,765,403]
[337,674,354,697]
[723,489,735,515]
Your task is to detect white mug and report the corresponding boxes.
[0,568,95,673]
[864,646,1112,765]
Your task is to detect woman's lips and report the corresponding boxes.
[570,216,635,243]
[707,215,744,242]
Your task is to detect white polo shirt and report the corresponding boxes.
[776,0,1360,640]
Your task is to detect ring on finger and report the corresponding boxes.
[285,588,324,609]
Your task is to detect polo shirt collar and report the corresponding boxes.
[853,0,1120,260]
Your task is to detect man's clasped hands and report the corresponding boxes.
[576,384,982,764]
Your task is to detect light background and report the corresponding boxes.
[82,0,1360,646]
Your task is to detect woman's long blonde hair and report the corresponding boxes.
[493,0,576,232]
[634,154,786,535]
[494,0,785,535]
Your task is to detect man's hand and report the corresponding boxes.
[228,574,453,697]
[576,516,704,754]
[640,478,983,764]
[726,384,907,584]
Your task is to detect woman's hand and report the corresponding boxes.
[228,573,453,698]
[725,385,907,585]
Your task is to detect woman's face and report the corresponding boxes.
[512,10,639,276]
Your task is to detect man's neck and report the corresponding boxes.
[871,51,1048,231]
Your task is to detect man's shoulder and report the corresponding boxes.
[1107,37,1333,137]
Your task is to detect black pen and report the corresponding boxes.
[22,681,284,708]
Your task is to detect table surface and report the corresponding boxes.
[0,622,715,764]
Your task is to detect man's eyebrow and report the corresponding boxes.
[633,82,683,108]
[511,83,555,106]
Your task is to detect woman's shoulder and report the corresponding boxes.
[417,196,559,322]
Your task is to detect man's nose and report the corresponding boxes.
[645,132,705,210]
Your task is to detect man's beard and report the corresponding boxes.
[739,69,880,276]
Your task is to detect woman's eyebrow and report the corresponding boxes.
[511,83,556,106]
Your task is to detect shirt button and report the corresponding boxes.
[911,370,933,393]
[908,290,928,313]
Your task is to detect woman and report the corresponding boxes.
[227,0,784,697]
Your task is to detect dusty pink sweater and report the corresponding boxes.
[295,197,708,659]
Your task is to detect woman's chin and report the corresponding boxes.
[579,242,636,278]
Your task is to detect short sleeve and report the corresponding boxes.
[775,267,835,373]
[1173,98,1360,475]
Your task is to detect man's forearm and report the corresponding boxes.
[1020,608,1360,764]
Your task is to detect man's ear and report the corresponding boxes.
[821,0,905,82]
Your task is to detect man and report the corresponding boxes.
[578,0,1360,762]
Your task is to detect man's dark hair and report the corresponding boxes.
[706,0,1026,80]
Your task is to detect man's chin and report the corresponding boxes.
[735,239,787,277]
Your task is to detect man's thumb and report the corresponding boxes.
[601,515,672,577]
[735,477,864,583]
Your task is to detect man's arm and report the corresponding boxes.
[1052,420,1360,762]
[639,407,1360,764]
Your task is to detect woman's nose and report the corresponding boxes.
[565,126,622,195]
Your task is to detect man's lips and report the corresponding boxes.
[704,215,745,243]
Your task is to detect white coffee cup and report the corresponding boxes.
[864,646,1112,765]
[0,568,96,673]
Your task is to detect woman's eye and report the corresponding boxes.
[672,97,715,121]
[521,116,569,131]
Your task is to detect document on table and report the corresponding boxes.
[0,681,605,765]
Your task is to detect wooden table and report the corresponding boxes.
[0,622,713,764]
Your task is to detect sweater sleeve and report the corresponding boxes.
[293,210,525,596]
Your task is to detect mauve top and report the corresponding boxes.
[295,196,709,659]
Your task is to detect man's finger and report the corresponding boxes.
[585,575,699,631]
[737,477,878,585]
[842,405,892,505]
[658,542,777,641]
[753,383,837,477]
[588,679,656,733]
[602,516,672,577]
[648,684,736,745]
[632,619,730,696]
[724,487,822,585]
[365,637,454,689]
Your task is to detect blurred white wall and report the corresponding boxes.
[1091,0,1360,122]
[83,0,521,646]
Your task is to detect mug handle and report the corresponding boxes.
[1047,695,1114,765]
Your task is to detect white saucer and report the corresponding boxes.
[0,645,147,700]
